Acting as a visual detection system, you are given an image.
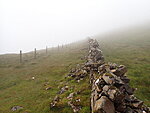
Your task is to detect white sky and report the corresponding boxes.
[0,0,150,54]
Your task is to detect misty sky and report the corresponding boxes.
[0,0,150,54]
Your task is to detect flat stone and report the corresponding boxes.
[107,88,117,100]
[94,96,115,113]
[102,85,110,92]
[132,101,143,108]
[102,73,115,85]
[113,65,127,76]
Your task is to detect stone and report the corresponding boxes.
[102,73,115,85]
[76,98,81,102]
[45,87,52,90]
[102,85,110,92]
[32,77,35,80]
[132,101,144,108]
[115,103,126,112]
[107,88,117,100]
[67,93,74,99]
[54,95,60,101]
[113,65,127,76]
[120,76,130,83]
[59,86,69,94]
[124,107,134,113]
[68,101,81,113]
[124,84,135,95]
[94,96,115,113]
[11,106,23,111]
[50,96,60,108]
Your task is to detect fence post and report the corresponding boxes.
[34,48,36,59]
[46,46,48,54]
[20,50,22,63]
[58,45,59,51]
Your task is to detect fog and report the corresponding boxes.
[0,0,150,54]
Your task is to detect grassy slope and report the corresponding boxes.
[0,25,150,113]
[0,41,90,113]
[96,26,150,106]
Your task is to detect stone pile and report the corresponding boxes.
[87,39,150,113]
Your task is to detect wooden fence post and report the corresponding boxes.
[34,48,36,59]
[58,45,59,51]
[20,50,22,63]
[46,46,48,54]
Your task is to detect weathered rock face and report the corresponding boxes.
[87,38,149,113]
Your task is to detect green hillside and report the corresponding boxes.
[0,41,90,113]
[0,25,150,113]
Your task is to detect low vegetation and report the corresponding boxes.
[0,41,90,113]
[0,26,149,113]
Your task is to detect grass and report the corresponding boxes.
[0,25,150,113]
[0,41,90,113]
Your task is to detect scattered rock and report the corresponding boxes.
[68,101,81,113]
[50,96,60,108]
[32,77,35,80]
[45,87,52,90]
[58,85,69,94]
[11,106,23,111]
[67,93,74,99]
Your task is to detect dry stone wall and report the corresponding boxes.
[87,39,149,113]
[50,38,149,113]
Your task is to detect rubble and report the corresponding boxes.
[58,85,69,94]
[68,101,81,113]
[50,96,60,108]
